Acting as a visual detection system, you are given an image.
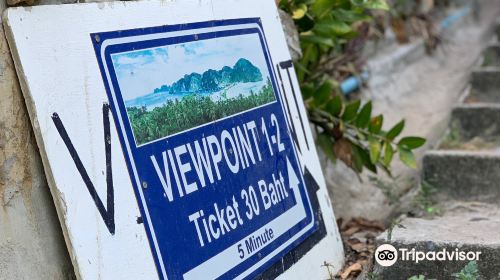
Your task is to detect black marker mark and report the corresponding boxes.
[136,216,143,224]
[52,103,115,235]
[257,167,326,279]
[279,60,310,150]
[276,63,301,154]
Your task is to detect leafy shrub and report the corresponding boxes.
[280,0,425,174]
[452,261,480,280]
[408,276,428,280]
[408,261,481,280]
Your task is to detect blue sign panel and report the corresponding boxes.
[92,18,316,280]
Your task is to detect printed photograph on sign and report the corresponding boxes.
[111,33,276,145]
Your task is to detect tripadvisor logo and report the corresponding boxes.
[375,244,482,267]
[375,244,398,267]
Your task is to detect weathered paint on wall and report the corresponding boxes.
[0,1,73,279]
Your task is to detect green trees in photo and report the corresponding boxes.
[128,79,275,145]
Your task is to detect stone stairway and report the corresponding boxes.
[373,31,500,279]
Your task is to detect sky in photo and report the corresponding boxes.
[111,33,271,101]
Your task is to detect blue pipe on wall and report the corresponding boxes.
[339,71,369,95]
[440,4,471,29]
[339,4,472,96]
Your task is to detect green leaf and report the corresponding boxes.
[351,143,364,173]
[399,146,417,169]
[314,19,353,36]
[300,34,335,47]
[369,136,381,164]
[386,120,405,140]
[313,81,334,107]
[383,142,394,166]
[398,137,426,150]
[292,4,308,19]
[451,261,479,280]
[294,62,310,82]
[301,84,315,100]
[353,143,377,173]
[301,43,319,67]
[317,133,335,162]
[311,0,336,17]
[325,95,343,116]
[369,114,383,134]
[355,101,372,128]
[361,0,390,10]
[341,99,360,122]
[332,8,372,23]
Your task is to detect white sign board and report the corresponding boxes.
[4,1,344,279]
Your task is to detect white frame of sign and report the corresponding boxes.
[4,0,344,279]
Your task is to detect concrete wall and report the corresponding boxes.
[0,1,73,278]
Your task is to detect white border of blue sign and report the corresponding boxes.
[93,18,316,280]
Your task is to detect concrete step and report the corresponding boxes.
[423,150,500,203]
[466,44,500,102]
[375,202,500,279]
[449,103,500,141]
[480,44,500,67]
[496,22,500,41]
[468,68,500,103]
[372,20,500,280]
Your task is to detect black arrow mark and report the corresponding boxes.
[279,60,310,150]
[275,63,301,154]
[52,103,115,235]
